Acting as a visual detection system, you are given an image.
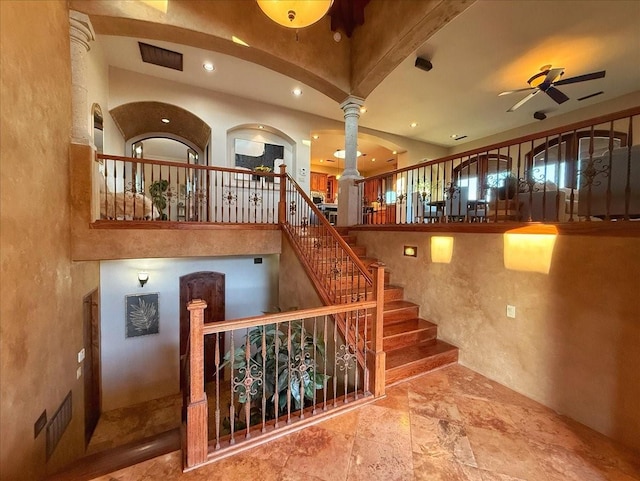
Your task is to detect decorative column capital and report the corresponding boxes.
[339,96,365,119]
[69,10,95,52]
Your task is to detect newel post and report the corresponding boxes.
[278,164,287,225]
[185,299,208,469]
[368,263,386,397]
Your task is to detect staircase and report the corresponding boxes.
[335,228,458,385]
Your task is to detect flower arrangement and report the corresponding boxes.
[253,165,272,173]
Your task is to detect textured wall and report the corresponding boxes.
[355,230,640,452]
[0,1,97,479]
[278,235,323,311]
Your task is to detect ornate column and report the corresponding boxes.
[69,10,95,145]
[337,96,365,226]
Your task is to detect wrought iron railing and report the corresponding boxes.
[183,297,385,471]
[95,154,281,224]
[356,107,639,225]
[281,174,375,305]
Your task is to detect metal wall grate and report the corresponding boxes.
[46,391,72,460]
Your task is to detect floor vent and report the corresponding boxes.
[138,42,183,71]
[46,391,72,460]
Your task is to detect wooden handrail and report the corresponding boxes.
[356,106,640,184]
[96,153,284,179]
[202,300,376,335]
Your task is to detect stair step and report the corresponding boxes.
[385,340,459,385]
[383,318,437,351]
[340,234,357,245]
[383,300,419,324]
[383,285,404,301]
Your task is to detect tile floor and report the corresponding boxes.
[90,365,640,480]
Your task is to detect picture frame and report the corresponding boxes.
[125,293,159,338]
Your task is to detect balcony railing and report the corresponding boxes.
[95,154,282,224]
[356,107,639,225]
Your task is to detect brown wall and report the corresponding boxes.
[0,1,100,479]
[355,230,640,453]
[278,235,323,311]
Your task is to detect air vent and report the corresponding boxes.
[138,42,183,71]
[577,91,604,102]
[46,391,72,460]
[453,135,468,141]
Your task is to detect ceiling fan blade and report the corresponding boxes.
[499,87,533,96]
[544,68,565,84]
[554,70,606,86]
[507,90,540,112]
[545,86,570,104]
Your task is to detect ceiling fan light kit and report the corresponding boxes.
[501,65,606,112]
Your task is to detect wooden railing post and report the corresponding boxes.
[185,299,208,469]
[278,164,287,225]
[368,263,386,397]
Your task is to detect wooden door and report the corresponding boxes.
[180,272,225,387]
[83,289,101,447]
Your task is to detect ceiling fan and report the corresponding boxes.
[499,65,606,112]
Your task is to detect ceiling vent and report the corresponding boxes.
[138,42,183,71]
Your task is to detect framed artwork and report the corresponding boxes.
[125,293,159,338]
[234,139,284,175]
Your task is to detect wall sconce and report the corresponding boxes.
[503,225,558,274]
[138,272,149,287]
[404,245,418,257]
[431,236,454,263]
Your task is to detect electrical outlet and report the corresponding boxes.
[506,305,516,318]
[76,366,82,379]
[78,348,85,363]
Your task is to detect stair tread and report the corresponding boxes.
[386,340,458,371]
[384,318,436,338]
[384,300,419,311]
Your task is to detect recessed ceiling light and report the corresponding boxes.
[203,62,214,71]
[319,159,324,163]
[450,134,458,139]
[312,134,319,140]
[410,122,417,128]
[161,118,170,123]
[360,107,367,114]
[258,125,264,129]
[392,150,397,155]
[292,88,302,96]
[371,158,376,162]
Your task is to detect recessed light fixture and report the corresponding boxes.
[258,125,264,129]
[410,122,417,128]
[392,150,397,155]
[312,134,319,140]
[292,87,302,96]
[319,159,324,163]
[161,118,170,124]
[360,107,367,114]
[203,62,214,71]
[450,134,458,139]
[371,158,376,162]
[334,149,361,159]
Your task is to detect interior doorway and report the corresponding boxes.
[179,271,225,389]
[83,289,101,447]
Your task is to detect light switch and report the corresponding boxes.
[78,348,85,363]
[76,366,82,379]
[506,305,516,318]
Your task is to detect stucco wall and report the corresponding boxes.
[355,230,640,453]
[278,235,323,311]
[0,1,94,479]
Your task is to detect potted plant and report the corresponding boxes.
[148,179,169,220]
[222,321,329,430]
[253,164,272,182]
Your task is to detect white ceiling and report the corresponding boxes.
[98,0,640,174]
